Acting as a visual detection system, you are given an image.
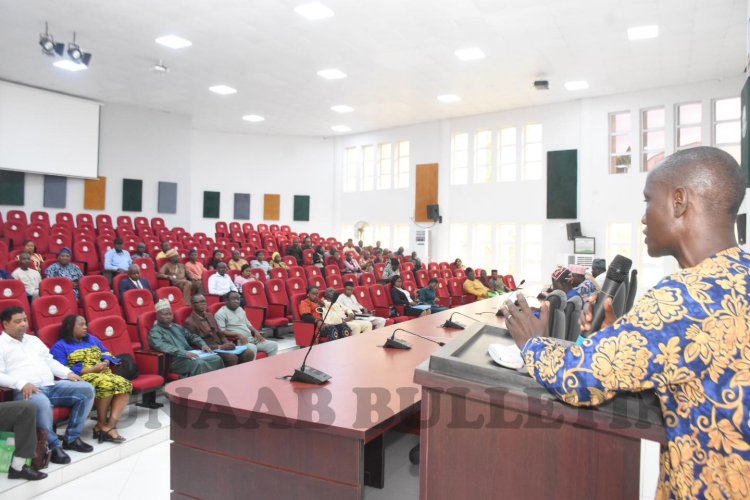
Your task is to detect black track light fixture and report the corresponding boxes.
[67,32,92,66]
[39,22,64,56]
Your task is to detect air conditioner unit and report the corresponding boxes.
[415,229,430,261]
[558,254,595,268]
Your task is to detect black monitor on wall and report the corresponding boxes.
[566,222,582,241]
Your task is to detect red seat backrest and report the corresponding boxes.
[133,258,157,289]
[285,277,306,298]
[80,275,110,299]
[415,270,429,288]
[354,286,375,310]
[448,277,463,296]
[270,268,288,280]
[436,279,449,299]
[265,279,289,307]
[307,275,326,290]
[33,295,77,331]
[156,287,184,311]
[137,310,157,350]
[73,240,100,273]
[243,281,270,309]
[369,285,390,308]
[122,289,155,324]
[39,277,78,306]
[360,272,376,286]
[84,291,122,322]
[249,268,267,283]
[36,324,62,349]
[89,315,134,357]
[326,275,344,290]
[325,265,340,277]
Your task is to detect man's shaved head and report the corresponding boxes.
[649,146,745,221]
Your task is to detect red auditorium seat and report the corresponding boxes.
[243,281,287,336]
[39,278,78,310]
[0,240,7,267]
[133,258,158,289]
[73,240,101,274]
[48,233,72,257]
[29,212,49,227]
[75,213,94,229]
[285,277,306,299]
[249,268,267,283]
[415,269,430,288]
[360,272,376,286]
[89,315,165,408]
[173,306,192,325]
[156,287,184,312]
[6,210,27,225]
[290,293,320,347]
[96,214,114,231]
[32,295,77,331]
[122,289,156,349]
[137,310,157,350]
[80,275,110,301]
[353,286,399,325]
[324,264,340,277]
[36,323,62,349]
[24,225,49,254]
[307,275,326,290]
[447,277,473,306]
[504,275,518,291]
[270,268,288,281]
[326,274,344,292]
[116,215,134,230]
[83,291,122,323]
[55,212,74,227]
[302,249,314,266]
[4,220,26,250]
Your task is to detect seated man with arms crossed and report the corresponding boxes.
[183,294,255,366]
[215,292,278,357]
[0,307,95,465]
[336,281,386,329]
[148,300,224,377]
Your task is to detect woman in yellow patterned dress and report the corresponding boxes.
[51,315,132,443]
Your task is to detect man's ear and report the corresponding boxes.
[673,187,688,218]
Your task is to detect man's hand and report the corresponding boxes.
[185,352,199,359]
[254,332,267,343]
[580,293,616,334]
[201,345,212,353]
[236,336,248,345]
[66,373,82,382]
[21,383,39,400]
[220,342,235,350]
[345,313,355,321]
[501,294,550,349]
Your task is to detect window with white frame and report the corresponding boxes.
[472,224,493,270]
[495,224,517,275]
[521,224,543,283]
[497,127,517,182]
[374,224,391,249]
[609,111,632,174]
[713,97,741,162]
[607,223,633,264]
[394,141,410,189]
[392,224,410,251]
[360,225,374,246]
[451,132,469,185]
[474,131,493,184]
[361,145,375,191]
[449,224,469,263]
[641,107,665,172]
[676,102,702,150]
[343,147,360,192]
[522,124,543,180]
[377,143,392,190]
[340,224,355,242]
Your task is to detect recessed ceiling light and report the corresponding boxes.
[331,125,351,133]
[455,47,486,61]
[294,2,335,20]
[209,85,237,95]
[53,60,87,72]
[564,80,589,91]
[437,94,461,103]
[242,115,265,122]
[317,68,347,80]
[627,25,659,41]
[155,35,192,49]
[331,105,354,113]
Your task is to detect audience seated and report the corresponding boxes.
[485,269,509,293]
[183,294,255,366]
[184,249,207,282]
[591,258,606,288]
[418,278,449,313]
[410,251,422,271]
[298,286,351,341]
[0,306,96,464]
[207,262,240,302]
[119,264,156,301]
[462,268,495,299]
[228,250,248,271]
[157,249,196,306]
[382,258,400,282]
[285,238,304,266]
[390,276,430,317]
[270,251,289,269]
[312,245,326,268]
[342,252,362,275]
[154,241,171,260]
[233,264,256,292]
[18,240,44,270]
[322,288,372,335]
[336,281,386,329]
[214,291,278,357]
[12,252,41,302]
[206,250,224,270]
[250,250,271,277]
[132,242,150,260]
[103,238,132,286]
[50,315,132,444]
[148,299,224,377]
[569,264,597,301]
[44,248,84,299]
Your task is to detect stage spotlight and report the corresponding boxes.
[39,22,64,56]
[67,32,92,66]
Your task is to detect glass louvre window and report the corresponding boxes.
[609,111,632,174]
[641,107,665,172]
[676,102,702,150]
[451,133,469,185]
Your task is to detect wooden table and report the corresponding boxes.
[166,296,502,499]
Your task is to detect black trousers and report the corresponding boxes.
[0,400,37,458]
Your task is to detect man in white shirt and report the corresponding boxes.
[0,306,96,464]
[11,253,41,301]
[336,281,386,329]
[207,262,239,302]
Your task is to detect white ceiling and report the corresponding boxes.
[0,0,745,137]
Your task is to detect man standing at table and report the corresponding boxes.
[502,147,749,498]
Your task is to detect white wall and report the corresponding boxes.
[189,130,335,236]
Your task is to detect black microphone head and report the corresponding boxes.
[518,279,525,286]
[606,255,632,283]
[438,342,445,346]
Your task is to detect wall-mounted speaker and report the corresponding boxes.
[427,204,442,223]
[566,222,582,241]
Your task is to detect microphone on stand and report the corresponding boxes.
[383,328,446,349]
[512,279,526,290]
[441,311,479,329]
[587,255,632,334]
[289,304,333,384]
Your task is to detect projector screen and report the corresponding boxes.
[0,80,100,178]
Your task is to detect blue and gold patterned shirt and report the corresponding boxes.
[522,247,750,499]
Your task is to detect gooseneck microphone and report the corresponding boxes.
[289,302,333,384]
[588,254,632,333]
[441,311,479,329]
[384,328,446,349]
